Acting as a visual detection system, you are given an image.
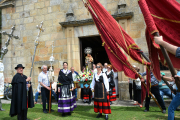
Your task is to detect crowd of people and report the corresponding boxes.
[2,36,180,120]
[8,61,119,120]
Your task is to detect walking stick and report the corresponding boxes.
[49,82,52,113]
[49,42,55,113]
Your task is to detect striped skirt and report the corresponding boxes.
[83,94,90,100]
[94,95,111,114]
[110,87,117,102]
[81,88,92,100]
[58,89,77,113]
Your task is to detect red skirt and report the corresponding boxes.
[94,95,111,114]
[83,94,90,100]
[110,87,117,102]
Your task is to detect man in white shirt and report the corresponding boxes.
[38,65,53,113]
[103,63,108,73]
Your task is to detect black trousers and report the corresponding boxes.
[17,109,27,120]
[129,83,133,100]
[135,89,141,104]
[41,87,52,111]
[145,85,166,110]
[133,81,137,101]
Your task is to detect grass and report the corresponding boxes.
[0,104,180,120]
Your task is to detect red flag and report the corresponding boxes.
[87,5,139,79]
[87,0,149,65]
[83,0,151,101]
[138,0,180,80]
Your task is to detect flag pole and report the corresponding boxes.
[153,32,180,92]
[141,52,174,92]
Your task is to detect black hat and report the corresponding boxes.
[15,64,25,69]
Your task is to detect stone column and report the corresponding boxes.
[117,19,131,100]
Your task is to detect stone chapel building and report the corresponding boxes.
[0,0,176,99]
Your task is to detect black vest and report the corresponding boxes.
[94,74,107,102]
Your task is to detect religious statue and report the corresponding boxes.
[84,47,93,70]
[48,66,55,83]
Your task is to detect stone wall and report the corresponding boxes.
[1,0,175,99]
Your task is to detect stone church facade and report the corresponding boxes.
[1,0,176,99]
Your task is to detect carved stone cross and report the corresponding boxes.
[34,21,45,46]
[0,25,19,60]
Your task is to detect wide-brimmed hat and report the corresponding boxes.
[15,64,25,69]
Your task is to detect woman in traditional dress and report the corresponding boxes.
[105,64,116,105]
[57,62,77,116]
[91,63,111,120]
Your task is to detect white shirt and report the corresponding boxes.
[129,78,133,83]
[37,83,41,92]
[103,68,107,73]
[38,71,50,87]
[63,69,68,74]
[52,82,57,92]
[106,71,111,82]
[93,68,97,74]
[91,72,109,91]
[72,72,77,81]
[135,78,141,86]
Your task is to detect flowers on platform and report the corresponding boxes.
[75,68,93,83]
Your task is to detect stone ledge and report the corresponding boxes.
[59,12,134,27]
[0,1,15,8]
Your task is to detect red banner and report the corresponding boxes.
[87,5,139,79]
[83,0,151,101]
[138,0,180,80]
[87,0,150,66]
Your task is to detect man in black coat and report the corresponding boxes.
[10,64,34,120]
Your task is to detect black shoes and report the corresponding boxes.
[144,109,149,112]
[62,113,66,117]
[105,115,108,120]
[162,110,166,114]
[62,112,71,116]
[176,107,180,111]
[96,113,102,118]
[43,110,48,114]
